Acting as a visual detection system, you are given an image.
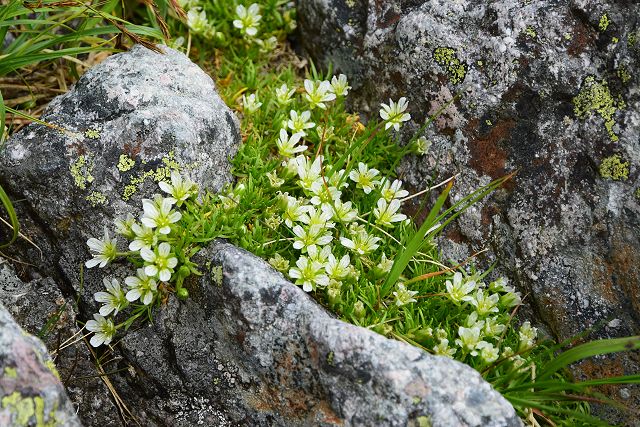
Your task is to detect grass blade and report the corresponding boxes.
[539,336,640,381]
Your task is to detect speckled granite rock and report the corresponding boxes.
[298,1,640,422]
[0,300,82,426]
[113,241,522,426]
[0,259,123,427]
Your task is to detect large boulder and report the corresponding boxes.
[0,300,81,426]
[297,0,640,421]
[111,241,521,426]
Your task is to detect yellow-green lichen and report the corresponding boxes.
[84,128,100,139]
[599,154,630,181]
[416,416,432,427]
[1,393,58,426]
[635,188,640,199]
[120,151,195,201]
[433,47,467,84]
[485,120,493,126]
[4,367,17,378]
[523,26,537,39]
[611,36,619,44]
[69,155,94,190]
[563,32,573,41]
[599,14,611,32]
[44,360,60,380]
[85,191,107,207]
[630,31,638,47]
[617,66,631,84]
[573,76,624,142]
[117,154,136,172]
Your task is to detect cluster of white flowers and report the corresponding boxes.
[252,74,417,310]
[84,172,197,346]
[428,274,530,364]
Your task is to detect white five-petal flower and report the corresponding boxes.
[287,110,315,135]
[329,74,351,97]
[380,97,411,131]
[275,83,296,105]
[276,129,307,157]
[373,198,407,228]
[233,3,262,37]
[349,162,380,194]
[94,278,128,316]
[85,227,118,268]
[140,242,178,282]
[303,79,336,109]
[86,314,116,347]
[141,197,182,235]
[159,171,197,206]
[125,268,158,305]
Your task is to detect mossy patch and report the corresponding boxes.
[599,154,629,181]
[433,47,467,84]
[573,76,624,142]
[69,155,94,189]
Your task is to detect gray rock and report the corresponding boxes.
[0,258,123,427]
[0,299,82,426]
[115,241,522,426]
[298,0,640,422]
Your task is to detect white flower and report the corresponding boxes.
[373,198,407,228]
[300,205,335,229]
[276,129,307,157]
[303,79,336,109]
[242,93,262,113]
[445,272,476,304]
[187,8,213,36]
[393,283,418,306]
[266,170,284,188]
[114,213,136,239]
[233,3,262,37]
[294,155,323,191]
[94,278,127,316]
[349,162,380,194]
[326,253,351,280]
[380,97,411,131]
[256,35,277,52]
[477,341,499,363]
[125,268,158,305]
[379,179,409,202]
[376,253,394,274]
[159,171,197,206]
[141,197,182,235]
[292,224,333,253]
[455,325,483,355]
[85,227,118,268]
[268,253,290,272]
[289,255,329,292]
[275,83,295,105]
[307,245,332,265]
[340,230,381,255]
[518,321,537,350]
[484,316,506,337]
[281,195,310,227]
[324,199,357,223]
[330,74,351,97]
[468,289,500,316]
[287,110,315,135]
[129,223,157,252]
[433,338,457,358]
[328,168,348,189]
[86,314,116,347]
[309,180,341,206]
[140,242,178,282]
[415,136,431,155]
